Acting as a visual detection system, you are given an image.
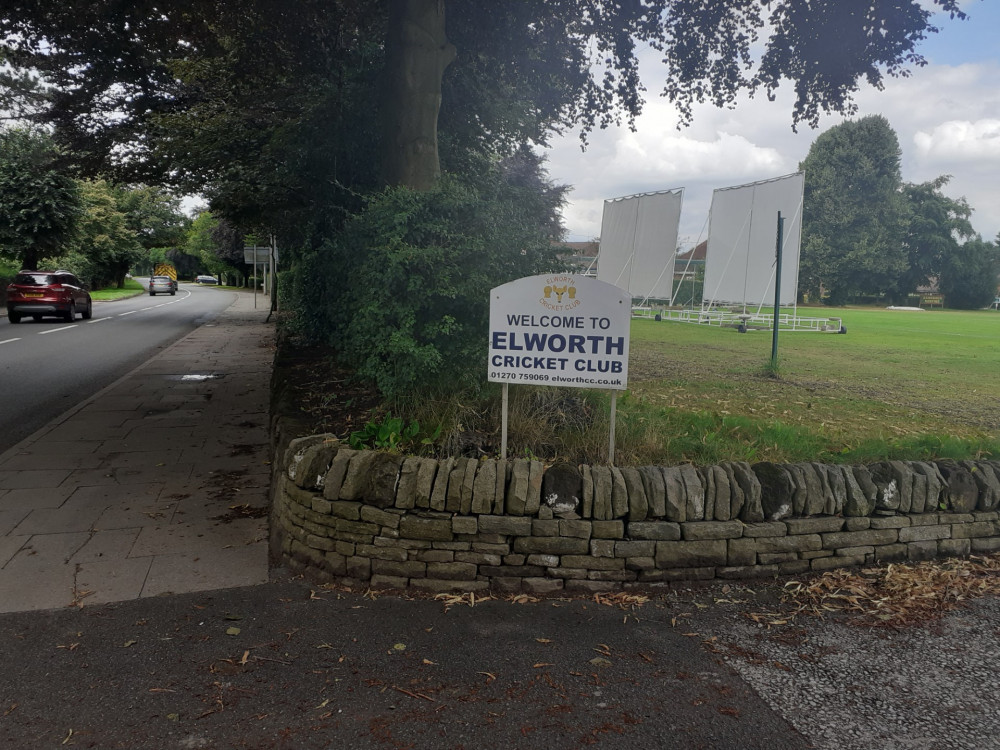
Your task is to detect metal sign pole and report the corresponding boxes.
[771,212,784,368]
[501,383,509,461]
[608,391,617,465]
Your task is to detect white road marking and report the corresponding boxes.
[0,338,21,345]
[89,317,112,323]
[118,311,137,316]
[38,325,78,335]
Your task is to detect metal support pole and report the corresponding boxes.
[501,383,509,461]
[608,391,617,465]
[771,213,784,369]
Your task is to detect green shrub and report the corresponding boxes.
[287,174,558,401]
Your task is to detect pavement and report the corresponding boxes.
[0,290,273,613]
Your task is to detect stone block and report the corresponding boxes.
[588,570,637,582]
[654,539,727,568]
[711,465,733,522]
[909,513,940,526]
[741,522,787,538]
[590,465,613,520]
[329,501,362,520]
[444,458,468,513]
[681,520,743,541]
[590,539,615,557]
[418,549,456,563]
[843,465,874,517]
[834,545,874,558]
[699,465,716,523]
[727,538,756,566]
[913,462,946,511]
[868,462,900,512]
[429,457,454,511]
[414,458,439,509]
[512,537,590,555]
[560,519,592,539]
[873,543,908,563]
[472,459,497,514]
[785,517,845,535]
[660,466,687,522]
[478,515,532,536]
[345,556,371,579]
[639,567,716,582]
[505,459,530,515]
[561,555,625,571]
[822,529,898,549]
[870,516,911,529]
[592,520,625,539]
[547,567,587,580]
[480,564,546,578]
[679,464,705,521]
[759,552,799,565]
[526,460,544,516]
[898,525,950,543]
[321,447,357,500]
[452,516,478,535]
[717,565,779,579]
[950,521,997,539]
[620,467,649,521]
[399,517,453,542]
[733,461,762,523]
[526,554,560,567]
[778,560,812,575]
[395,457,421,510]
[502,553,526,565]
[292,438,340,490]
[615,541,655,558]
[610,468,629,519]
[719,462,746,521]
[360,506,400,528]
[785,463,809,516]
[907,540,938,561]
[580,464,594,518]
[811,554,865,571]
[796,463,826,517]
[755,535,822,554]
[494,460,509,515]
[337,451,377,501]
[628,521,681,541]
[961,460,1000,512]
[531,519,559,536]
[844,517,871,531]
[937,538,971,558]
[625,556,657,571]
[357,543,407,562]
[971,537,1000,553]
[522,578,565,595]
[426,561,478,580]
[639,466,666,517]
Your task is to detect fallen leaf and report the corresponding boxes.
[422,658,436,665]
[226,627,241,636]
[123,640,137,648]
[532,663,554,668]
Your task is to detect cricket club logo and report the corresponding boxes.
[539,277,581,310]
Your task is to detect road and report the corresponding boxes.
[0,283,236,454]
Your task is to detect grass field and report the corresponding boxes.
[600,306,1000,465]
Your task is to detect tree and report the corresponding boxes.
[896,176,974,302]
[62,180,144,288]
[0,0,972,195]
[0,127,80,269]
[799,115,909,304]
[938,238,1000,310]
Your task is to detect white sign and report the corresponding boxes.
[243,247,279,264]
[488,274,630,390]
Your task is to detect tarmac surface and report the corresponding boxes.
[0,290,996,749]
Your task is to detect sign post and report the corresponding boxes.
[489,274,631,464]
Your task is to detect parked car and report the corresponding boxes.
[195,275,219,285]
[6,270,93,323]
[149,275,176,296]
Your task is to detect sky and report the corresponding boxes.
[543,1,1000,253]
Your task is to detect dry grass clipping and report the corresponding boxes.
[779,554,1000,627]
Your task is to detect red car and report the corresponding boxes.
[6,270,93,323]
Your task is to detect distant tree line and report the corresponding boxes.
[800,115,999,309]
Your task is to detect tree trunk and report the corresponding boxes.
[381,0,456,190]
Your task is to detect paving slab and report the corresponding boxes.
[0,292,274,613]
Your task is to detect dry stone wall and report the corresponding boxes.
[269,434,1000,593]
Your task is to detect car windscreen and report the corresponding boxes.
[13,273,57,286]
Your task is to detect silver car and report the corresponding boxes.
[149,276,176,296]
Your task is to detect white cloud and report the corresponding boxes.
[546,51,1000,245]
